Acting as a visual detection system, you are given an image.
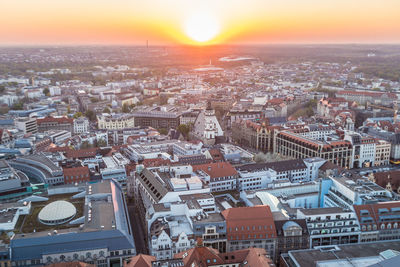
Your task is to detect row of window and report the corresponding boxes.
[229,225,273,232]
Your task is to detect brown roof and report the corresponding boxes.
[174,245,274,267]
[374,171,400,192]
[175,246,223,267]
[124,254,156,267]
[142,158,172,167]
[63,166,90,177]
[65,148,98,159]
[222,206,277,241]
[353,201,400,230]
[37,116,73,124]
[47,146,72,153]
[319,161,342,172]
[207,148,224,161]
[337,90,397,98]
[192,162,238,180]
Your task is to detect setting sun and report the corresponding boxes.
[184,12,220,43]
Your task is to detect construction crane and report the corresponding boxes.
[366,101,398,123]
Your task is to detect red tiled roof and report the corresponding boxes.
[63,166,90,176]
[124,254,156,267]
[374,171,400,192]
[37,116,73,124]
[46,146,72,153]
[174,243,273,267]
[353,201,400,230]
[192,162,238,179]
[65,148,97,159]
[175,246,223,267]
[337,90,397,98]
[267,98,284,105]
[222,206,277,241]
[142,158,171,167]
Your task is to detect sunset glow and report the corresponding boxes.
[184,13,220,43]
[1,0,400,45]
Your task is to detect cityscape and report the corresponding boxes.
[1,1,400,267]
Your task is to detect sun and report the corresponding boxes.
[184,13,220,43]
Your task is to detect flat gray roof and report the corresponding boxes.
[288,241,400,267]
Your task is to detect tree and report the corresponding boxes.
[11,102,23,110]
[158,128,168,135]
[90,97,99,103]
[122,103,130,113]
[85,109,96,121]
[73,112,83,119]
[177,124,190,139]
[103,107,111,113]
[96,139,107,147]
[43,88,50,96]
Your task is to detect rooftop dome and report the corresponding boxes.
[38,200,76,225]
[282,221,301,231]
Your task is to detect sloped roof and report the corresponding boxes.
[374,171,400,192]
[37,116,73,124]
[222,206,276,240]
[192,162,238,179]
[237,159,306,173]
[125,254,156,267]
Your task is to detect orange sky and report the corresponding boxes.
[1,0,400,45]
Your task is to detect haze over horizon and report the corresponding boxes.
[2,0,400,46]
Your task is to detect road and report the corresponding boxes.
[128,204,148,254]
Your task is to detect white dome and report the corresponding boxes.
[38,200,76,225]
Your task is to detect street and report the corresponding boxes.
[128,204,148,254]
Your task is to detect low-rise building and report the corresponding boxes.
[132,111,180,130]
[37,116,74,133]
[97,114,135,130]
[274,219,309,265]
[193,162,238,192]
[74,117,89,134]
[10,180,136,266]
[63,166,90,185]
[14,117,38,134]
[297,207,360,248]
[354,202,400,243]
[374,139,391,166]
[282,240,400,267]
[222,206,277,260]
[231,119,274,153]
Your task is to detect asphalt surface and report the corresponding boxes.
[128,204,148,254]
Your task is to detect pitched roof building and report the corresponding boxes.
[193,162,238,192]
[63,166,91,184]
[222,206,277,260]
[123,254,156,267]
[353,201,400,243]
[174,241,274,267]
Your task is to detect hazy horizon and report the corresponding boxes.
[2,0,400,46]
